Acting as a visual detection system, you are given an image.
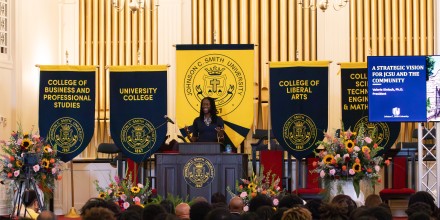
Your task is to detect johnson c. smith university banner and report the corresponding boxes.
[270,62,329,159]
[176,45,254,147]
[109,66,168,163]
[39,65,96,162]
[340,62,400,154]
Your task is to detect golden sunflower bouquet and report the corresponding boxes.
[312,124,390,199]
[94,172,152,210]
[228,166,281,211]
[0,128,63,200]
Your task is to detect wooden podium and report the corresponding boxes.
[156,143,248,201]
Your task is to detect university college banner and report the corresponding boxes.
[109,66,168,163]
[176,45,254,147]
[269,62,329,159]
[340,62,400,154]
[39,65,96,162]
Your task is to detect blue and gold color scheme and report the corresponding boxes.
[183,157,215,188]
[38,65,96,162]
[340,62,400,154]
[176,44,254,147]
[109,66,168,163]
[269,61,329,159]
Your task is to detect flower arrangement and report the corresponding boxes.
[94,173,152,210]
[312,124,390,199]
[228,166,282,211]
[0,128,63,200]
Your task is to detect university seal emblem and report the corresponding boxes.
[282,114,317,151]
[48,117,84,154]
[183,157,215,188]
[354,116,390,147]
[183,54,246,116]
[120,118,156,154]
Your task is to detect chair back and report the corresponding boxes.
[306,158,319,188]
[260,150,283,189]
[392,157,408,189]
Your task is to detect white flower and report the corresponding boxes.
[329,169,336,176]
[47,147,53,153]
[33,165,40,172]
[14,170,20,177]
[273,198,279,206]
[240,192,248,198]
[320,170,326,178]
[375,165,380,172]
[243,205,249,212]
[343,154,350,159]
[107,189,113,194]
[137,183,144,188]
[123,202,130,209]
[354,146,361,152]
[276,186,280,191]
[7,163,12,168]
[334,154,341,160]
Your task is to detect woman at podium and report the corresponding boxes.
[187,97,225,142]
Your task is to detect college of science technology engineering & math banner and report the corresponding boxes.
[368,56,427,122]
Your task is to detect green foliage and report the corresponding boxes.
[426,56,435,80]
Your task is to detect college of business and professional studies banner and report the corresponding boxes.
[340,62,400,154]
[109,66,168,163]
[269,61,329,159]
[368,56,427,122]
[39,65,96,162]
[176,44,254,147]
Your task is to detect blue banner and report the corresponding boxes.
[109,66,168,163]
[368,56,427,122]
[269,61,329,159]
[39,65,96,162]
[340,63,400,155]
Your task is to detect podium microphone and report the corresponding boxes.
[164,115,175,124]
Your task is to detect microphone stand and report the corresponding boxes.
[136,118,171,185]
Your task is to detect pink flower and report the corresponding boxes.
[276,186,281,191]
[375,165,380,172]
[123,202,130,209]
[354,146,361,152]
[349,169,355,175]
[114,176,120,184]
[120,194,127,201]
[273,198,279,206]
[107,189,113,194]
[320,170,325,178]
[7,163,12,168]
[52,168,57,174]
[133,197,141,203]
[329,169,336,176]
[364,137,372,144]
[240,192,248,198]
[243,206,249,212]
[14,170,20,177]
[137,183,144,188]
[33,165,40,172]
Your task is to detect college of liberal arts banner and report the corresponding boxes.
[269,61,329,159]
[39,65,96,162]
[109,66,168,163]
[340,62,400,154]
[176,44,254,147]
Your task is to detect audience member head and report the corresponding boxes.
[408,212,432,220]
[205,207,233,220]
[190,201,212,220]
[229,196,244,213]
[160,199,175,214]
[211,192,227,204]
[349,206,370,220]
[364,194,382,207]
[271,207,289,220]
[406,202,433,218]
[83,207,116,220]
[117,210,141,220]
[125,205,143,217]
[408,191,438,213]
[153,213,179,220]
[330,195,357,216]
[80,198,120,217]
[278,194,304,209]
[319,203,349,220]
[240,211,260,220]
[248,194,273,212]
[304,199,322,220]
[281,207,312,220]
[36,211,56,220]
[143,203,167,220]
[367,206,393,220]
[256,205,276,220]
[192,196,208,203]
[175,202,191,219]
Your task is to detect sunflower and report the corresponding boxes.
[16,160,23,167]
[352,162,362,172]
[22,138,33,149]
[98,192,106,198]
[323,154,334,164]
[117,191,124,196]
[131,186,140,194]
[361,146,371,154]
[248,183,256,190]
[41,159,50,169]
[345,140,355,150]
[43,146,52,153]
